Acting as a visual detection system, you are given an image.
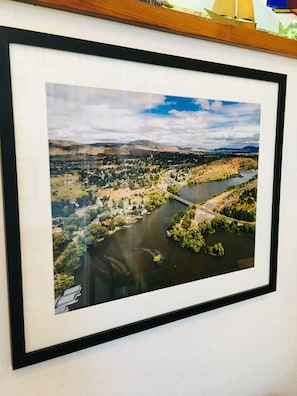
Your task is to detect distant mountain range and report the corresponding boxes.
[49,139,258,156]
[213,146,259,153]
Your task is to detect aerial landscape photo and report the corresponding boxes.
[47,83,260,314]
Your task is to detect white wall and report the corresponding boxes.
[0,1,297,395]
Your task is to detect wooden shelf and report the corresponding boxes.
[15,0,297,58]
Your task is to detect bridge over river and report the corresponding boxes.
[157,185,253,226]
[169,193,220,221]
[156,185,218,219]
[170,194,194,207]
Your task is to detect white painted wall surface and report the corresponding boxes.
[0,1,296,395]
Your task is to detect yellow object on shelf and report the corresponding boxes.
[205,0,257,29]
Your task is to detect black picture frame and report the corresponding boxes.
[0,26,286,369]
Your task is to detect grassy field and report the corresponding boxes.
[188,157,258,184]
[51,174,87,201]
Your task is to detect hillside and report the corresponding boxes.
[49,139,181,156]
[203,176,258,222]
[188,157,258,184]
[49,139,258,157]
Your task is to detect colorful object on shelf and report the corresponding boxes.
[267,0,297,14]
[139,0,174,7]
[205,0,256,29]
[139,0,283,33]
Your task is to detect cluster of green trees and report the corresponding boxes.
[55,241,85,274]
[54,273,75,298]
[52,199,76,218]
[167,220,209,253]
[52,205,107,297]
[84,215,126,246]
[205,242,224,257]
[53,231,86,297]
[221,206,255,222]
[146,191,168,211]
[210,214,255,234]
[220,187,257,222]
[240,187,257,201]
[167,184,180,196]
[167,213,217,254]
[57,209,97,233]
[52,190,98,217]
[167,209,256,257]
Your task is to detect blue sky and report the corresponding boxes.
[46,83,261,150]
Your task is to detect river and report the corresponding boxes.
[74,170,256,310]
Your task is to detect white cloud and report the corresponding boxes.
[46,83,260,149]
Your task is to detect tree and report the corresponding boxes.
[76,194,89,208]
[52,199,75,218]
[85,223,107,246]
[53,231,70,258]
[167,184,180,196]
[63,213,83,229]
[166,223,187,242]
[169,210,185,227]
[197,219,212,234]
[211,215,229,230]
[54,242,84,274]
[206,242,225,256]
[279,19,297,40]
[241,223,255,234]
[54,273,74,298]
[213,242,225,256]
[78,169,88,184]
[87,190,96,205]
[113,215,125,227]
[146,191,168,211]
[187,208,196,219]
[230,221,239,233]
[153,254,162,263]
[181,228,206,253]
[85,209,97,223]
[181,217,191,230]
[167,223,206,253]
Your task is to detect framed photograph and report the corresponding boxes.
[0,26,286,369]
